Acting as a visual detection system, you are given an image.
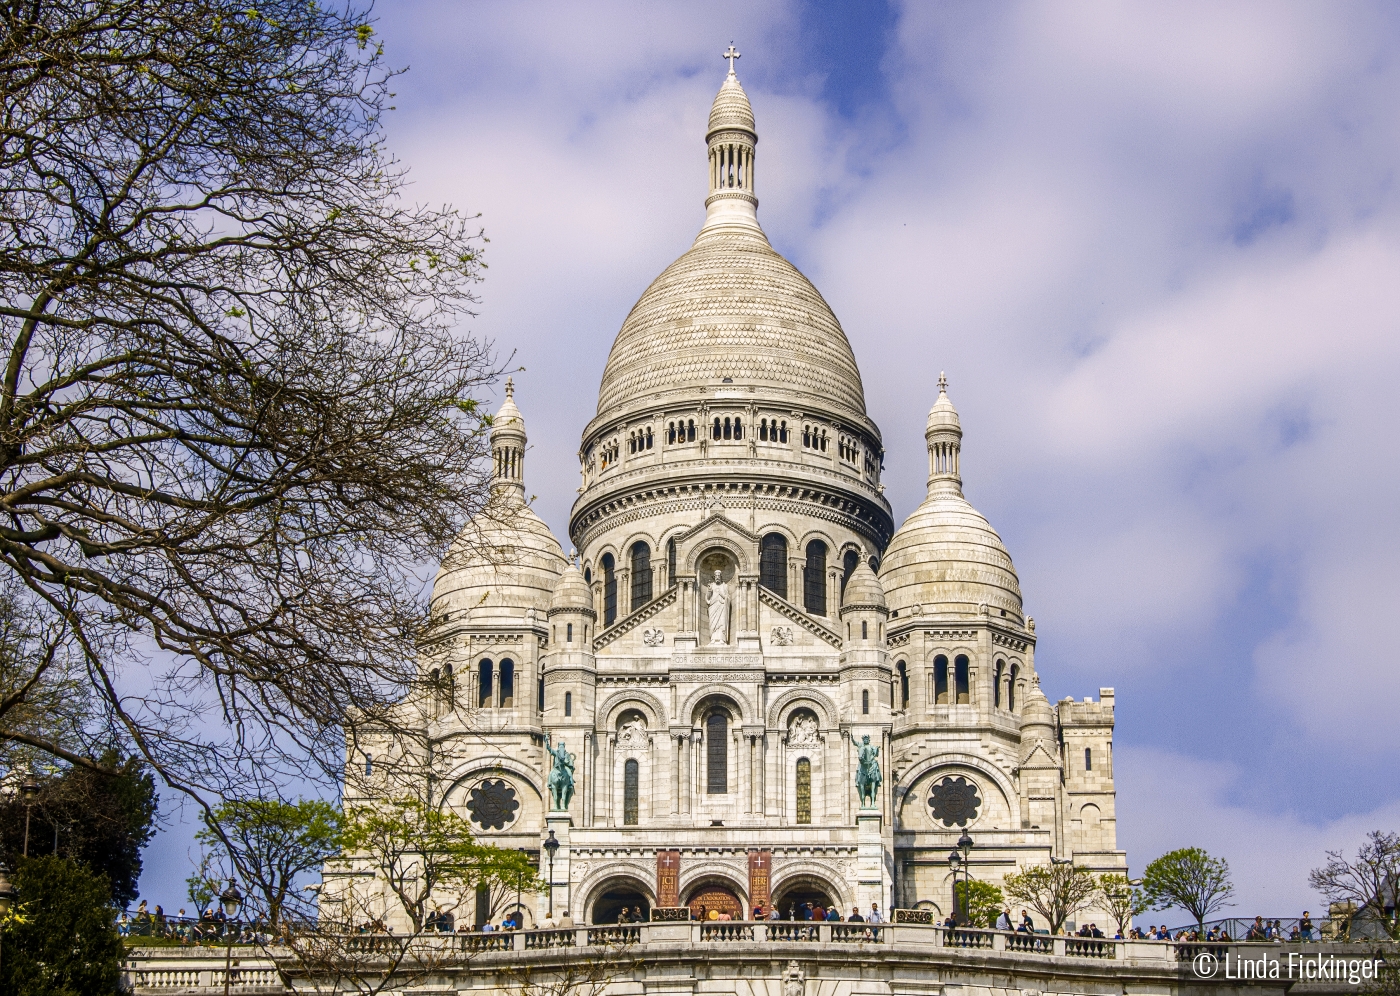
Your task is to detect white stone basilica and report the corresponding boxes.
[339,61,1127,931]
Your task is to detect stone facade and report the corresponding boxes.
[330,63,1126,931]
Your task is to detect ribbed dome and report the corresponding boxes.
[549,562,595,615]
[595,226,867,418]
[841,557,886,611]
[431,497,567,621]
[879,490,1022,618]
[708,72,755,137]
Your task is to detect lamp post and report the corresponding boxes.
[0,862,14,978]
[19,773,39,858]
[542,830,559,917]
[220,877,242,996]
[947,831,974,926]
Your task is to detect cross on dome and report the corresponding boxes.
[937,371,948,394]
[505,375,515,399]
[723,43,740,75]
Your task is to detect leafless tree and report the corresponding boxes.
[0,0,509,811]
[1310,831,1400,939]
[1002,862,1099,934]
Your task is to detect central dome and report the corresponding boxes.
[596,227,867,419]
[594,68,866,423]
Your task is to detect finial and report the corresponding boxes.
[937,371,948,395]
[723,43,740,75]
[569,547,577,564]
[505,376,514,399]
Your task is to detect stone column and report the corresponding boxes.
[604,734,616,827]
[671,733,682,816]
[827,568,839,619]
[582,732,594,828]
[544,811,572,921]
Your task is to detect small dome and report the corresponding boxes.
[841,556,886,612]
[707,72,755,138]
[493,377,524,434]
[926,374,961,435]
[1021,678,1056,729]
[549,561,595,615]
[431,496,566,623]
[879,491,1022,618]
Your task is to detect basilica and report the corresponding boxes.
[336,60,1126,930]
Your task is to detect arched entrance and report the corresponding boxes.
[772,875,839,920]
[685,881,744,921]
[590,879,652,925]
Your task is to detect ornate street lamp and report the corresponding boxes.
[947,848,962,924]
[220,878,242,996]
[19,773,39,858]
[542,830,559,916]
[951,832,974,926]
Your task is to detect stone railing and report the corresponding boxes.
[126,926,1400,994]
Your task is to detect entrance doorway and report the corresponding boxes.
[686,883,743,921]
[591,884,651,925]
[773,882,837,920]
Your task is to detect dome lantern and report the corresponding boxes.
[925,372,963,496]
[491,377,526,496]
[702,45,760,234]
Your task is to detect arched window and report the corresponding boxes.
[601,553,616,626]
[779,421,788,443]
[668,422,676,445]
[630,541,652,610]
[723,416,732,440]
[760,419,769,441]
[364,754,373,777]
[1085,748,1092,772]
[993,660,1004,709]
[759,533,788,597]
[478,659,493,708]
[862,689,870,714]
[687,420,696,442]
[841,548,859,598]
[564,691,572,717]
[934,655,949,704]
[712,417,721,439]
[584,566,592,585]
[795,758,812,824]
[566,622,573,642]
[803,540,827,616]
[706,713,728,794]
[897,661,909,708]
[646,427,653,449]
[498,659,514,708]
[861,620,868,640]
[624,759,640,825]
[955,654,970,705]
[537,675,545,712]
[734,417,742,439]
[1008,664,1019,711]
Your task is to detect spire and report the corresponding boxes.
[491,377,526,494]
[701,48,761,234]
[925,372,963,496]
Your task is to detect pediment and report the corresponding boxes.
[674,510,759,575]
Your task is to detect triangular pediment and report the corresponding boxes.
[676,509,758,547]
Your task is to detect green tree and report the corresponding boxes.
[1002,862,1098,934]
[1141,848,1234,928]
[1098,874,1150,936]
[0,856,124,995]
[338,796,540,933]
[197,797,343,930]
[1309,831,1400,940]
[0,0,502,806]
[955,879,1005,927]
[0,750,156,905]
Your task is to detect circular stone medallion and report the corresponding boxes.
[466,778,520,831]
[927,775,981,827]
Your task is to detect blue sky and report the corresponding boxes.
[139,1,1400,919]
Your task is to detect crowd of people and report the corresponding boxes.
[1126,913,1316,943]
[117,900,271,945]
